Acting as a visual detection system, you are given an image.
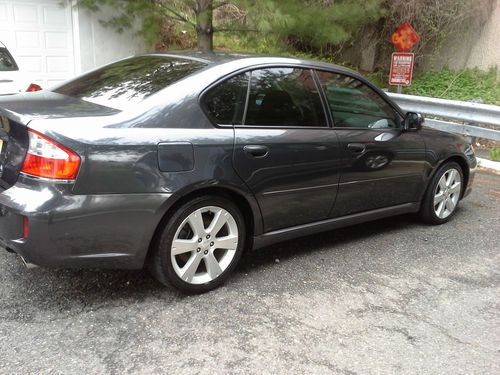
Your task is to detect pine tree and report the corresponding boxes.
[75,0,384,53]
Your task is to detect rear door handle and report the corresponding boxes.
[347,143,366,154]
[243,145,269,158]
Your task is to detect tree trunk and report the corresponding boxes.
[195,0,213,52]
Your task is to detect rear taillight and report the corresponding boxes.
[26,83,42,92]
[21,130,80,180]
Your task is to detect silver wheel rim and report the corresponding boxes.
[434,168,461,219]
[171,206,239,285]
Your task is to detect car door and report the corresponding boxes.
[205,66,341,233]
[314,70,426,217]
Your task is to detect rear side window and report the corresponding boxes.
[53,56,206,110]
[0,48,18,71]
[245,68,326,127]
[203,72,249,125]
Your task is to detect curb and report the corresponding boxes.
[477,157,500,173]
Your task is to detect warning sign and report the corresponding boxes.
[389,52,414,86]
[390,22,420,52]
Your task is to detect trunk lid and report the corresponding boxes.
[0,91,120,120]
[0,91,119,189]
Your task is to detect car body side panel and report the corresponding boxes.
[330,129,427,217]
[233,127,341,232]
[67,126,241,193]
[416,126,477,200]
[0,177,172,268]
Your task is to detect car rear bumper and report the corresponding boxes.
[0,178,171,269]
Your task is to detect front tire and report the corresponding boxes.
[420,161,463,225]
[150,195,246,293]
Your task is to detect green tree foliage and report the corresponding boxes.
[245,0,384,50]
[75,0,385,52]
[75,0,215,51]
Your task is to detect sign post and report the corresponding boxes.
[390,22,420,93]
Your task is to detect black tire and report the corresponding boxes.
[419,161,464,225]
[149,195,246,293]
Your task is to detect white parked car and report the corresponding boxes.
[0,42,41,95]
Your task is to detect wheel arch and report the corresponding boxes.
[439,155,470,199]
[143,184,262,268]
[422,154,470,206]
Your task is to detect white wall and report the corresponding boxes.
[423,0,499,76]
[0,0,150,88]
[73,4,150,74]
[466,0,500,73]
[0,0,75,88]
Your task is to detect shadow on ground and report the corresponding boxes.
[2,212,424,312]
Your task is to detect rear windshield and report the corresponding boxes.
[0,48,18,71]
[53,56,206,110]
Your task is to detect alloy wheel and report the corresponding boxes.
[433,168,461,219]
[170,206,239,285]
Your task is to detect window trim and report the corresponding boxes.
[313,68,404,130]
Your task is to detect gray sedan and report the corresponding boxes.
[0,53,476,293]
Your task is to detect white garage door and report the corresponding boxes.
[0,0,74,89]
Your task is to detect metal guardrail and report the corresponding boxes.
[387,93,500,141]
[423,119,500,141]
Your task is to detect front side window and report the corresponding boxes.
[53,56,206,110]
[316,71,399,129]
[0,48,18,71]
[203,72,249,125]
[245,68,326,127]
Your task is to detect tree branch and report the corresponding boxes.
[156,2,196,27]
[214,27,259,33]
[213,1,229,9]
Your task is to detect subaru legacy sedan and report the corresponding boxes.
[0,53,475,293]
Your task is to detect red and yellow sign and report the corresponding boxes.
[390,22,420,52]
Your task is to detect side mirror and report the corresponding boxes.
[404,112,424,131]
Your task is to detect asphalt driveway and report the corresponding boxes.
[0,170,499,374]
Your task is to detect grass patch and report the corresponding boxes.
[366,68,500,106]
[404,68,500,105]
[490,148,500,161]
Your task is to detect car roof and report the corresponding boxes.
[150,51,404,116]
[144,51,361,77]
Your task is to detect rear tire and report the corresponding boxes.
[149,195,246,293]
[419,161,463,225]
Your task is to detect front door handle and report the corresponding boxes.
[347,143,366,154]
[243,145,269,158]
